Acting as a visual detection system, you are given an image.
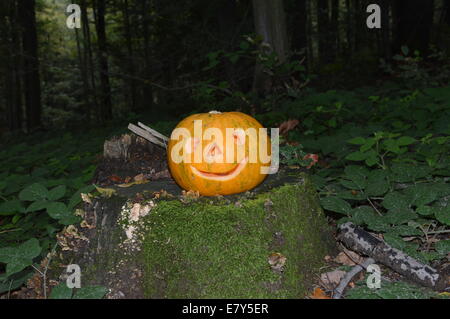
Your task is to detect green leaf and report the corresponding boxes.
[68,185,95,210]
[26,200,48,213]
[366,170,389,196]
[383,209,417,225]
[435,240,450,255]
[0,238,42,276]
[416,205,435,216]
[19,183,48,201]
[336,190,366,201]
[383,139,403,154]
[48,185,66,201]
[58,214,81,226]
[351,206,376,225]
[320,197,352,215]
[389,225,422,236]
[397,136,416,146]
[49,283,73,299]
[435,207,450,225]
[403,184,437,207]
[344,165,369,188]
[365,216,391,232]
[46,202,69,220]
[360,138,376,152]
[0,270,33,294]
[390,164,432,183]
[347,137,366,145]
[339,179,359,190]
[0,200,25,216]
[73,286,108,299]
[382,192,411,210]
[364,153,379,167]
[401,45,409,56]
[345,151,366,161]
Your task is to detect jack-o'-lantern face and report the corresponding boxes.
[167,111,271,196]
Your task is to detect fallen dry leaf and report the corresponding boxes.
[182,190,200,198]
[320,269,347,289]
[309,287,331,299]
[109,175,123,183]
[153,169,171,179]
[279,119,299,136]
[268,252,287,272]
[94,185,117,198]
[153,189,173,199]
[133,173,146,182]
[334,249,364,266]
[117,179,149,188]
[303,153,319,169]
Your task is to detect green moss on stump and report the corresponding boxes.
[142,173,334,298]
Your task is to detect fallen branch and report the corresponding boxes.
[332,257,375,299]
[337,222,448,292]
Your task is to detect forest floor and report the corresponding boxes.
[0,83,449,299]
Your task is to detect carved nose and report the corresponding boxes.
[208,143,222,157]
[205,142,223,162]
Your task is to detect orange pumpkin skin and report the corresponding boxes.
[167,111,271,196]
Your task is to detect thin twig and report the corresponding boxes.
[332,257,376,299]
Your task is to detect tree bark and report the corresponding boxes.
[17,0,41,132]
[394,0,435,54]
[140,0,154,108]
[338,222,448,291]
[317,0,330,63]
[289,0,307,53]
[3,0,23,132]
[379,0,392,60]
[80,0,99,118]
[251,0,289,105]
[446,0,450,25]
[94,0,113,122]
[122,0,137,111]
[75,27,91,122]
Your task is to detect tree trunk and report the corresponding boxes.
[94,0,113,122]
[317,0,331,63]
[3,0,23,132]
[80,0,99,118]
[331,0,339,57]
[379,0,392,60]
[75,27,91,122]
[251,0,289,106]
[394,0,435,54]
[140,0,154,109]
[17,0,41,132]
[122,0,137,111]
[289,0,307,53]
[446,0,450,25]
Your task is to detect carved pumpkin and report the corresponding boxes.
[167,111,271,196]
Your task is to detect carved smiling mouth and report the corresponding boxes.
[191,157,249,181]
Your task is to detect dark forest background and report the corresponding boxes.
[1,0,450,133]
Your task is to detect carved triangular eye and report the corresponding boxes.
[185,137,200,154]
[233,129,246,145]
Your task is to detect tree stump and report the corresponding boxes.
[50,134,336,298]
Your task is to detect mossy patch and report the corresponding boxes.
[141,173,334,298]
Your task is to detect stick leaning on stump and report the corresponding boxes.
[128,122,169,149]
[338,222,449,292]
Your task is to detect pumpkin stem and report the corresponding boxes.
[209,111,222,114]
